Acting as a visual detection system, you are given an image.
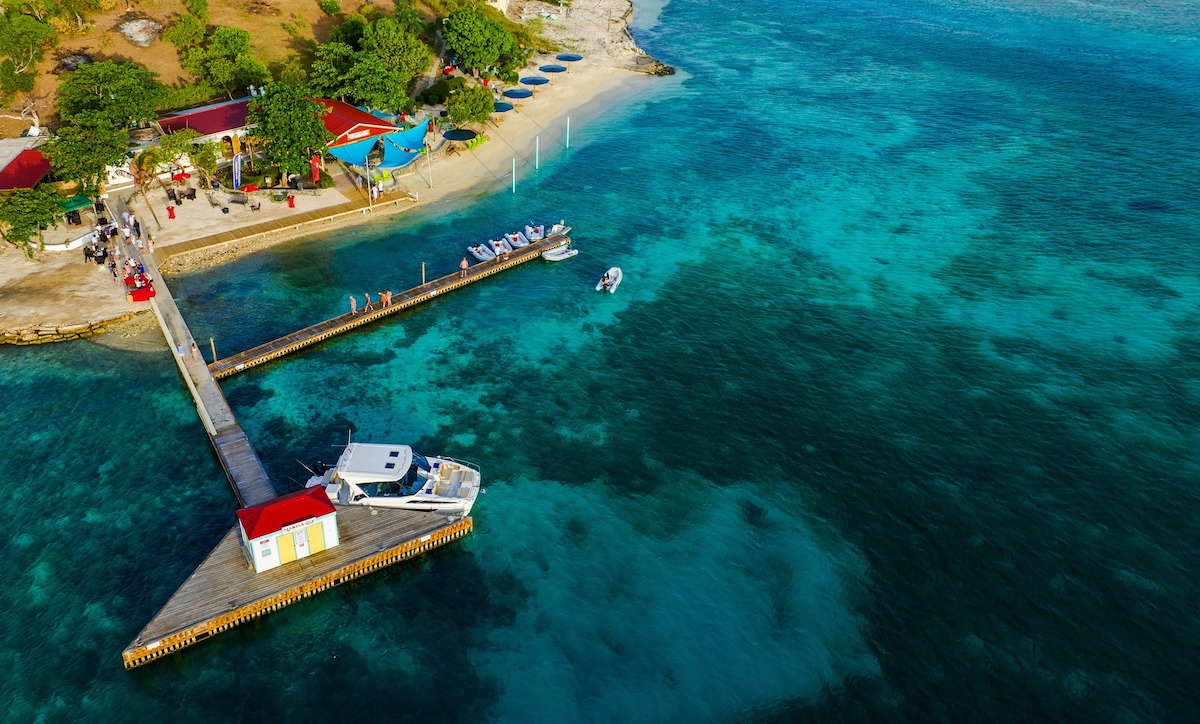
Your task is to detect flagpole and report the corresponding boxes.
[426,143,433,188]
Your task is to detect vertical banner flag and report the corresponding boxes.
[232,153,243,190]
[311,154,321,184]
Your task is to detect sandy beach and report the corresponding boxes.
[0,0,664,342]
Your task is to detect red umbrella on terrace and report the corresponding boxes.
[242,183,260,192]
[171,172,190,182]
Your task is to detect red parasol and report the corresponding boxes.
[243,183,260,192]
[171,172,191,182]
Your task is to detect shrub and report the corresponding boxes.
[416,75,466,106]
[318,0,342,14]
[187,0,209,21]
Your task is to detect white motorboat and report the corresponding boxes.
[489,237,513,256]
[505,231,529,248]
[468,243,495,261]
[524,224,546,241]
[306,442,481,516]
[542,245,578,262]
[596,267,622,293]
[548,222,571,237]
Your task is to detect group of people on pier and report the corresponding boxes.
[349,289,395,316]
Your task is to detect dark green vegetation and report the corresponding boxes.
[247,84,333,181]
[0,183,62,255]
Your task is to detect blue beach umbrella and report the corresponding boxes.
[539,64,568,74]
[443,128,478,141]
[504,88,534,99]
[493,101,514,113]
[521,76,550,86]
[556,53,583,62]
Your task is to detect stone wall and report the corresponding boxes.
[1,313,139,345]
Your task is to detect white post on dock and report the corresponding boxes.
[422,262,426,285]
[512,157,516,194]
[209,337,216,364]
[536,136,540,169]
[566,117,570,149]
[426,143,433,188]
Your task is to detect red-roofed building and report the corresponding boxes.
[313,98,397,147]
[0,148,50,191]
[236,486,339,573]
[156,97,251,138]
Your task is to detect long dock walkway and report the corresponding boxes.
[209,232,570,380]
[142,250,276,507]
[122,508,472,669]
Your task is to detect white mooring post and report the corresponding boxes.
[566,117,570,149]
[536,136,540,169]
[512,157,516,194]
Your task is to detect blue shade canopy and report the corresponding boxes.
[443,128,478,141]
[521,76,550,86]
[493,101,514,113]
[326,135,379,167]
[556,53,583,62]
[504,88,533,98]
[539,64,568,73]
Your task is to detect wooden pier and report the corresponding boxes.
[145,254,276,507]
[209,232,570,380]
[122,508,472,669]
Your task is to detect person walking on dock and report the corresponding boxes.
[385,289,392,307]
[364,291,373,311]
[460,258,469,277]
[349,295,358,316]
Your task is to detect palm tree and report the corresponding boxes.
[129,148,166,230]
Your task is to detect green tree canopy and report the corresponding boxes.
[56,61,166,126]
[247,84,332,178]
[307,41,356,101]
[163,12,206,50]
[0,13,56,74]
[443,7,519,73]
[0,183,64,256]
[46,110,130,195]
[446,83,493,126]
[361,16,429,80]
[344,53,408,112]
[327,14,367,50]
[156,127,202,170]
[183,26,270,98]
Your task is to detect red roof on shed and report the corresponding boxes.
[0,149,50,190]
[236,486,336,540]
[158,98,251,137]
[313,98,397,146]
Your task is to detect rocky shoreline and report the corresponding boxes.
[1,313,141,345]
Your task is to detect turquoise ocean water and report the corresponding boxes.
[3,0,1199,719]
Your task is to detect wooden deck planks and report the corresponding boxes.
[122,507,471,668]
[210,429,274,507]
[209,233,571,379]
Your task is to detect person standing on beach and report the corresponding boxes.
[460,258,469,277]
[349,295,358,315]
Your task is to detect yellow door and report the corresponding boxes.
[306,522,326,554]
[276,532,296,564]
